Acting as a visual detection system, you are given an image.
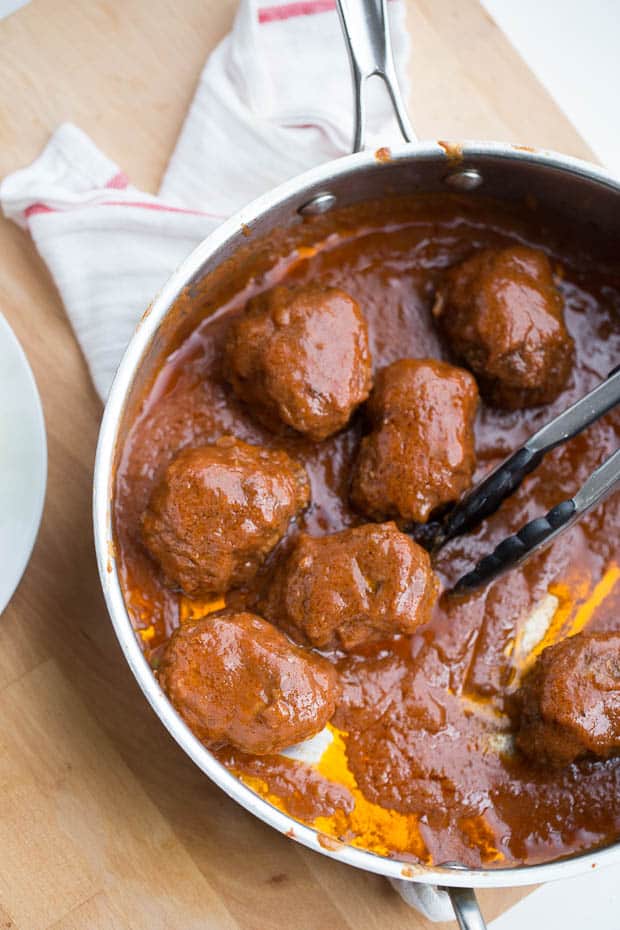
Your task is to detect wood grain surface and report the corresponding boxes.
[0,1,593,927]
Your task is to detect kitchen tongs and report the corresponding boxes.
[425,366,620,594]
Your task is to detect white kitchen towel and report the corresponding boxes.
[0,0,409,400]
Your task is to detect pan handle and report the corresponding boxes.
[335,0,416,152]
[337,8,480,930]
[443,887,488,930]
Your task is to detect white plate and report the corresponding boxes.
[0,313,47,615]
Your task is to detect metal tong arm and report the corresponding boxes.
[336,0,415,151]
[444,887,488,930]
[433,365,620,552]
[453,446,620,594]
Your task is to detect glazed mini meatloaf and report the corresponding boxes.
[225,284,372,440]
[351,358,479,524]
[264,522,439,650]
[142,437,309,597]
[433,246,574,409]
[513,631,620,767]
[159,611,339,754]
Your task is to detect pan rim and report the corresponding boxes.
[93,139,620,887]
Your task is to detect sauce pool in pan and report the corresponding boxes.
[114,194,620,868]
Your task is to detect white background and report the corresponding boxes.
[480,0,620,174]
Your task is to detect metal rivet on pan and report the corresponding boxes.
[444,168,483,191]
[298,192,337,216]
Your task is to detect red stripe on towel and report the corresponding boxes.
[24,200,225,221]
[259,1,336,23]
[102,199,224,218]
[24,203,54,218]
[105,171,130,189]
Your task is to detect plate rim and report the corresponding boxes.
[0,312,47,615]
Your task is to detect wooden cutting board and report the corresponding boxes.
[0,2,594,928]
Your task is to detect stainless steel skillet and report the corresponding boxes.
[93,2,620,927]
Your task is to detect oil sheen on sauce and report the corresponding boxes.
[114,196,620,869]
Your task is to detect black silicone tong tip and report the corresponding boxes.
[451,498,577,594]
[428,447,544,552]
[422,365,620,593]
